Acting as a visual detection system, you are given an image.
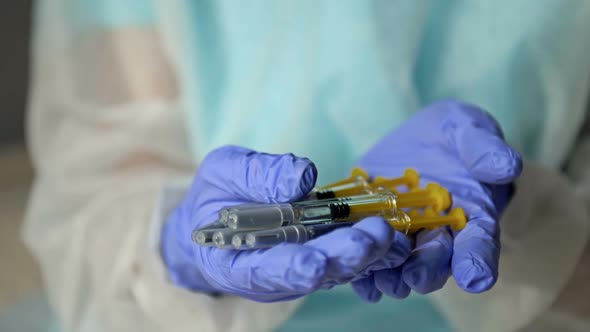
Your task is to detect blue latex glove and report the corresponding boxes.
[161,146,412,302]
[351,100,523,302]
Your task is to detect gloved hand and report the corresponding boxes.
[351,100,523,302]
[161,146,412,302]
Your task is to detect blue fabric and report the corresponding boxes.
[179,0,590,183]
[180,0,418,185]
[278,289,452,332]
[0,293,60,332]
[68,0,156,28]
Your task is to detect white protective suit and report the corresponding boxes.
[24,1,590,332]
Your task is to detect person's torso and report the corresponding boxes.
[172,1,590,331]
[178,0,590,185]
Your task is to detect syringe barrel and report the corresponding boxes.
[231,233,248,250]
[219,203,265,225]
[308,177,371,199]
[245,225,309,249]
[226,191,397,230]
[226,204,296,230]
[212,228,250,248]
[244,222,355,249]
[192,221,226,246]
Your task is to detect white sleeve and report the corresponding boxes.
[431,143,590,331]
[23,2,300,332]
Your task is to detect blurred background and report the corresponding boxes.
[0,1,53,330]
[0,2,588,332]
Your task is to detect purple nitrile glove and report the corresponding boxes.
[160,146,412,302]
[351,100,523,302]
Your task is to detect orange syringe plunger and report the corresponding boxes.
[371,168,420,191]
[394,183,452,212]
[407,207,467,233]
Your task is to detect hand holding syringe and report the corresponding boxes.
[193,168,467,250]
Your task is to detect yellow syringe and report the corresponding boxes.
[309,168,421,199]
[386,207,467,234]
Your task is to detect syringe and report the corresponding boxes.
[223,184,451,230]
[219,203,263,225]
[239,207,467,249]
[225,191,399,230]
[192,221,226,246]
[307,175,371,200]
[240,222,355,249]
[404,207,467,233]
[307,168,420,200]
[371,168,420,191]
[392,183,451,212]
[211,228,252,249]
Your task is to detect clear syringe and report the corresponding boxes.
[192,221,226,246]
[240,208,414,250]
[241,222,355,249]
[219,203,263,225]
[225,191,399,230]
[238,208,467,250]
[212,228,252,249]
